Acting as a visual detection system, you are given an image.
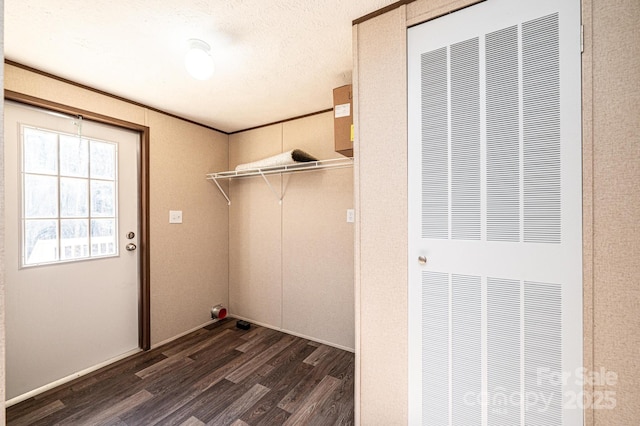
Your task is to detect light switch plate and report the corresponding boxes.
[169,210,183,224]
[347,209,355,223]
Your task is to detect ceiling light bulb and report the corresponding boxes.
[185,39,215,80]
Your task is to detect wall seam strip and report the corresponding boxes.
[581,0,595,424]
[352,20,362,426]
[280,123,284,330]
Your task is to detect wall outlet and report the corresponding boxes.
[169,210,183,224]
[347,209,355,223]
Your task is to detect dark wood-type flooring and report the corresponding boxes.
[6,318,354,425]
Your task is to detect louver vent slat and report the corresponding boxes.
[525,280,563,424]
[451,38,481,241]
[421,271,449,424]
[487,277,521,424]
[452,274,482,424]
[421,47,449,239]
[486,25,521,243]
[523,13,561,243]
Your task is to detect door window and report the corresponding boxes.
[21,125,119,266]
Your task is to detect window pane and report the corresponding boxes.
[60,177,88,218]
[24,220,58,265]
[20,125,123,267]
[60,135,89,177]
[91,180,115,217]
[24,174,58,218]
[91,219,116,256]
[23,127,58,175]
[90,141,116,180]
[61,219,89,260]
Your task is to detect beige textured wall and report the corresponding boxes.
[3,64,230,348]
[281,113,354,349]
[586,0,640,424]
[229,112,355,350]
[229,125,283,327]
[354,6,408,424]
[147,110,229,345]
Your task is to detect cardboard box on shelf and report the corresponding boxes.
[333,84,353,157]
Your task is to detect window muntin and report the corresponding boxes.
[21,125,119,266]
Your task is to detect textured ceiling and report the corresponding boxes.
[5,0,397,133]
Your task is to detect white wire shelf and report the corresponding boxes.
[207,157,354,205]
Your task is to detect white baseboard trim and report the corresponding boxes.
[230,314,355,353]
[5,316,351,407]
[150,318,219,350]
[5,347,142,407]
[6,318,220,407]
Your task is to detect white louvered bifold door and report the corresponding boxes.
[407,0,582,424]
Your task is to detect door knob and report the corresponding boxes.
[126,243,137,251]
[418,256,427,265]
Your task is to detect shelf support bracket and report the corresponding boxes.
[211,177,231,206]
[259,170,283,204]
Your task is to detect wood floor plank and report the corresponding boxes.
[58,389,153,426]
[205,383,270,426]
[121,359,240,425]
[183,333,277,389]
[252,406,291,426]
[303,344,334,366]
[326,349,355,379]
[34,375,98,400]
[9,350,163,422]
[239,340,315,425]
[172,350,243,394]
[309,354,355,426]
[101,419,128,426]
[226,334,297,383]
[236,322,269,342]
[277,345,344,414]
[187,329,250,363]
[171,336,278,396]
[179,415,206,426]
[144,378,238,426]
[136,328,236,381]
[203,318,238,332]
[282,375,342,426]
[261,339,316,389]
[234,327,280,352]
[135,353,194,379]
[162,328,233,358]
[27,373,146,426]
[169,378,245,425]
[234,362,276,391]
[158,328,211,357]
[7,400,65,426]
[6,320,354,426]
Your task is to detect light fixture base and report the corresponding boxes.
[185,38,215,80]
